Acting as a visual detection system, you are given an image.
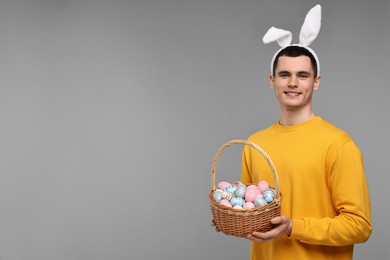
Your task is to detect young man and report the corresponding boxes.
[212,5,372,259]
[241,45,372,259]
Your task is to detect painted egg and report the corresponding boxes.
[263,188,275,197]
[254,195,267,207]
[220,199,232,207]
[233,205,243,210]
[222,191,234,201]
[213,190,223,203]
[224,186,237,194]
[230,197,245,207]
[257,180,269,193]
[244,188,261,203]
[234,184,246,198]
[264,195,274,203]
[218,181,232,190]
[244,202,255,209]
[246,185,258,191]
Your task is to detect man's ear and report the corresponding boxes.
[313,75,321,90]
[269,74,275,90]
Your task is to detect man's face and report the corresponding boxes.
[269,55,321,111]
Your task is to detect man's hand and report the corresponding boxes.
[247,215,292,242]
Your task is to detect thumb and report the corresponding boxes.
[271,215,291,225]
[270,216,282,224]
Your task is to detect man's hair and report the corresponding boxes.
[272,46,318,78]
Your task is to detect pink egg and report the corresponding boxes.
[218,181,232,190]
[233,205,243,210]
[245,189,261,203]
[246,185,257,190]
[220,199,232,207]
[244,202,255,209]
[257,180,269,193]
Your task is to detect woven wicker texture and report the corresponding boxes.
[209,139,281,238]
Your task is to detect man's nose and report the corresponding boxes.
[288,75,298,87]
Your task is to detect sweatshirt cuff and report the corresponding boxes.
[289,219,305,240]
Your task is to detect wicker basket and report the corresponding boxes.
[209,139,281,238]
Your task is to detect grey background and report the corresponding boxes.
[0,0,388,259]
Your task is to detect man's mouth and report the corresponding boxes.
[284,91,301,97]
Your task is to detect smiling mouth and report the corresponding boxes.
[284,91,301,97]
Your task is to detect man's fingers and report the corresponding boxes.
[211,219,220,232]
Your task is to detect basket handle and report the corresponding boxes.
[211,139,280,199]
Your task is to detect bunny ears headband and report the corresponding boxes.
[263,4,322,75]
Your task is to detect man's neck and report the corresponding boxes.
[279,109,316,126]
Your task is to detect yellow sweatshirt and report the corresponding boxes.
[241,116,372,260]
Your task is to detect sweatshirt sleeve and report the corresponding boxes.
[289,140,372,245]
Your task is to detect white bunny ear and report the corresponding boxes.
[262,27,292,48]
[299,4,321,46]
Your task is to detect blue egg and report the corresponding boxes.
[264,194,274,203]
[213,190,223,203]
[254,195,267,207]
[234,184,246,198]
[230,197,245,207]
[263,188,275,196]
[224,186,237,194]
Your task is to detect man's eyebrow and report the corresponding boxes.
[276,70,312,76]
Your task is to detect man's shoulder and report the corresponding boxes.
[311,117,357,152]
[247,124,275,141]
[316,117,351,138]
